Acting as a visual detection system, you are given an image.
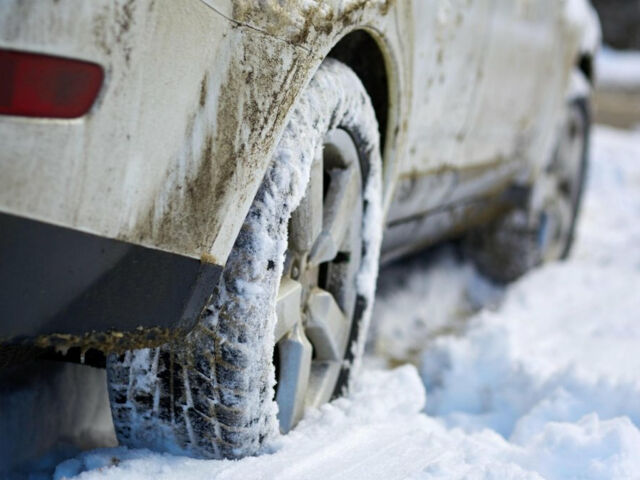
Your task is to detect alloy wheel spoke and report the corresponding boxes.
[552,193,574,238]
[551,109,585,203]
[540,192,574,261]
[305,287,349,361]
[289,149,324,254]
[275,323,312,433]
[275,277,303,342]
[309,165,361,265]
[306,361,343,409]
[556,135,578,179]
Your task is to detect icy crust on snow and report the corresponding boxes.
[106,59,383,459]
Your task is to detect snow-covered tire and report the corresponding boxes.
[466,96,590,283]
[106,59,383,459]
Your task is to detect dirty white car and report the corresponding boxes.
[0,0,599,459]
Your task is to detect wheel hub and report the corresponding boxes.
[273,129,363,433]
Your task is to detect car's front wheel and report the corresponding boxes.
[106,59,383,459]
[466,90,590,283]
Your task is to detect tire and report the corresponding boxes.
[465,95,590,283]
[106,59,383,459]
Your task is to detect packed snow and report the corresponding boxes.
[37,124,639,479]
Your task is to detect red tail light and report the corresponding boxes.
[0,49,104,119]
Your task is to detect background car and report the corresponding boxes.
[0,0,599,460]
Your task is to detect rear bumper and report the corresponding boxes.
[0,212,221,352]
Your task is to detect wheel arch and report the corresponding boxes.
[325,27,402,213]
[199,17,406,268]
[577,52,595,86]
[328,30,390,151]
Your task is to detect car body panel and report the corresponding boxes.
[402,0,494,175]
[0,0,315,266]
[0,0,597,262]
[384,0,598,253]
[0,0,599,345]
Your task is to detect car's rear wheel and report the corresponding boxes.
[106,59,383,459]
[466,92,590,283]
[275,128,364,432]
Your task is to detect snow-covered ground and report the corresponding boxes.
[41,124,640,479]
[597,47,640,91]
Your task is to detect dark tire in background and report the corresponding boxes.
[465,96,590,283]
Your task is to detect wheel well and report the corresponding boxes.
[328,30,390,151]
[578,53,594,85]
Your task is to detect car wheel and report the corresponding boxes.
[106,59,383,459]
[466,93,590,283]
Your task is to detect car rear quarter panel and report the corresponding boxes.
[0,0,412,268]
[0,0,307,266]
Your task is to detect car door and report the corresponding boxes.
[389,0,494,223]
[456,0,566,184]
[383,0,494,257]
